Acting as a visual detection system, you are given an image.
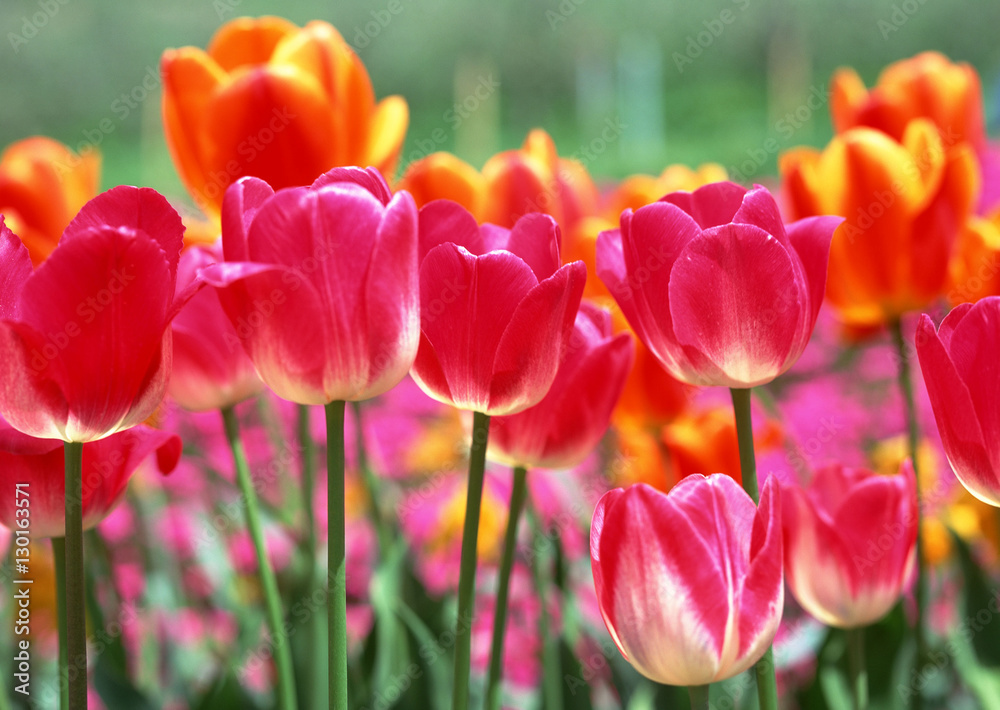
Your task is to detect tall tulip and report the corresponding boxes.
[162,17,408,215]
[169,242,263,412]
[412,198,585,710]
[917,297,1000,507]
[204,165,418,709]
[0,136,100,265]
[596,181,840,388]
[590,475,783,689]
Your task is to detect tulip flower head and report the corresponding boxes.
[781,462,917,628]
[203,167,419,405]
[917,297,1000,507]
[411,200,587,415]
[162,17,409,214]
[590,475,783,686]
[0,187,187,442]
[597,181,841,387]
[488,302,633,469]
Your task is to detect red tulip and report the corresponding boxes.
[168,242,264,411]
[0,416,181,538]
[590,475,783,685]
[917,297,1000,506]
[597,181,841,387]
[782,462,917,627]
[488,302,633,469]
[202,167,418,405]
[0,187,186,442]
[411,200,586,415]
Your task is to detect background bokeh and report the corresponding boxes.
[3,0,1000,215]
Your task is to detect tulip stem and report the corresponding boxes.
[688,684,710,710]
[53,537,69,710]
[221,407,298,710]
[62,441,86,710]
[452,411,491,710]
[526,500,563,710]
[326,400,348,710]
[351,400,392,554]
[729,388,778,710]
[890,318,926,703]
[848,627,868,710]
[485,466,529,710]
[297,404,317,576]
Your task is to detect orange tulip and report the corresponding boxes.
[0,137,100,265]
[947,209,1000,305]
[601,162,728,220]
[399,128,599,230]
[831,52,986,150]
[161,16,408,215]
[780,120,979,328]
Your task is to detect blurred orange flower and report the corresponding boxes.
[780,121,978,329]
[831,52,986,150]
[946,209,1000,305]
[399,128,599,231]
[0,136,100,265]
[161,16,408,215]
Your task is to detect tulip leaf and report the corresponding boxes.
[93,654,158,710]
[951,530,1000,668]
[191,671,261,710]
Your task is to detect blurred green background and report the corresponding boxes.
[2,0,999,214]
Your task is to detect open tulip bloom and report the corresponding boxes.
[591,475,783,692]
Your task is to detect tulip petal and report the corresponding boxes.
[0,217,31,320]
[221,176,275,262]
[732,185,789,244]
[916,313,998,504]
[735,476,783,666]
[368,96,409,178]
[400,152,484,216]
[484,212,561,281]
[0,320,69,440]
[207,16,298,71]
[661,181,746,229]
[311,166,392,205]
[482,153,552,228]
[488,261,586,415]
[786,215,840,333]
[669,224,802,387]
[417,200,483,262]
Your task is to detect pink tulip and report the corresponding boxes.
[411,200,586,415]
[202,166,419,405]
[916,297,1000,505]
[781,462,917,627]
[0,187,187,441]
[590,474,783,686]
[489,301,633,468]
[596,181,841,387]
[169,242,264,411]
[0,416,181,538]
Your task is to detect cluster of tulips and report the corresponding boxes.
[2,13,1000,710]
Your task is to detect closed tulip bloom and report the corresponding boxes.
[168,242,264,411]
[203,167,418,405]
[412,200,586,415]
[0,186,186,442]
[488,302,633,469]
[0,137,100,265]
[162,16,408,215]
[831,52,986,150]
[916,297,1000,506]
[597,181,840,387]
[0,416,181,538]
[781,121,978,329]
[590,475,783,686]
[782,462,917,627]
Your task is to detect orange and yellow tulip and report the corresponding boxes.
[780,120,979,328]
[161,16,408,215]
[0,136,100,265]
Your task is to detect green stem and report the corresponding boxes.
[221,408,298,710]
[452,411,491,710]
[326,400,348,710]
[688,684,710,710]
[351,400,392,554]
[53,537,68,710]
[63,441,86,709]
[729,388,777,710]
[890,318,926,706]
[848,627,868,710]
[485,466,529,710]
[526,502,562,710]
[297,404,317,576]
